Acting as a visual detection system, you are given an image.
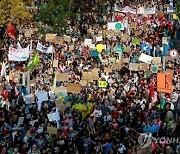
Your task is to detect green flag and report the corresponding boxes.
[26,53,40,70]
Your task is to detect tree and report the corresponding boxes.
[175,2,180,18]
[37,0,76,33]
[0,0,32,27]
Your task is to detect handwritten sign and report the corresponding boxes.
[129,63,139,71]
[66,83,81,94]
[46,33,57,42]
[47,127,57,135]
[56,73,69,81]
[53,59,59,67]
[82,72,99,81]
[104,67,112,73]
[157,73,173,93]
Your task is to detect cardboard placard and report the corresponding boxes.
[138,63,149,71]
[66,83,81,94]
[80,80,88,86]
[152,57,161,65]
[91,68,99,73]
[130,22,137,29]
[139,53,153,64]
[54,87,67,96]
[53,59,59,67]
[122,58,129,63]
[157,73,173,93]
[64,35,71,42]
[55,99,66,111]
[46,33,57,42]
[47,127,57,135]
[123,47,131,53]
[56,36,64,45]
[82,72,99,81]
[56,73,69,81]
[129,63,139,71]
[112,62,122,70]
[104,67,112,73]
[166,69,174,75]
[121,33,130,41]
[69,44,74,51]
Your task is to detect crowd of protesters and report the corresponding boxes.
[0,0,179,154]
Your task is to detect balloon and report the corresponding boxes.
[96,44,104,53]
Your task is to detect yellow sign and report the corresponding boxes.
[98,81,108,88]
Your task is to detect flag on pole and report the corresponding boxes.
[26,53,40,70]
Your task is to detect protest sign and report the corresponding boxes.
[89,44,96,49]
[129,63,139,71]
[157,73,173,93]
[55,99,69,112]
[138,63,149,71]
[122,58,129,63]
[45,33,57,42]
[139,53,153,64]
[24,94,35,104]
[115,45,123,53]
[123,47,131,53]
[84,39,92,46]
[56,36,64,45]
[152,57,161,65]
[162,37,168,45]
[122,34,130,41]
[8,46,30,61]
[53,59,59,67]
[66,83,81,93]
[64,35,71,42]
[18,117,24,125]
[107,22,124,30]
[47,127,57,135]
[82,72,99,81]
[98,81,108,88]
[91,68,99,73]
[104,67,112,73]
[29,119,38,126]
[54,87,67,96]
[80,80,88,86]
[166,69,174,75]
[56,73,69,81]
[112,62,122,70]
[69,44,74,51]
[96,36,103,42]
[37,91,48,102]
[130,22,137,29]
[47,113,57,122]
[36,42,53,53]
